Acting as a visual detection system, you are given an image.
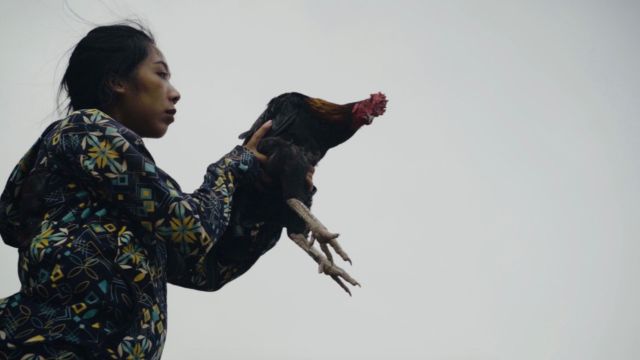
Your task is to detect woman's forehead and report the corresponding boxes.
[147,45,168,66]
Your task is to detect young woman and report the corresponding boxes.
[0,23,306,359]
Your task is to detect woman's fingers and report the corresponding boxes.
[244,120,272,164]
[306,167,315,191]
[244,122,315,192]
[248,120,272,146]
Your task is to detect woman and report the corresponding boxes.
[0,23,305,359]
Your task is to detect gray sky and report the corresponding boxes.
[1,1,639,359]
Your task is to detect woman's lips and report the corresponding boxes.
[164,109,176,123]
[164,113,175,124]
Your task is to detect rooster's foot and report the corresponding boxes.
[289,233,360,295]
[286,198,352,264]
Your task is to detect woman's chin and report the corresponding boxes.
[153,126,169,138]
[140,124,169,138]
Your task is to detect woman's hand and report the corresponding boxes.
[306,166,315,192]
[243,120,273,187]
[243,120,272,165]
[243,119,315,192]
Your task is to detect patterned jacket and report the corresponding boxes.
[0,109,281,359]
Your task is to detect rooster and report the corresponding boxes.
[233,92,387,294]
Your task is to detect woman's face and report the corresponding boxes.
[111,44,181,138]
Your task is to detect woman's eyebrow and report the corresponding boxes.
[154,61,170,72]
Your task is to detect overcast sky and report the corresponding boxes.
[1,1,639,359]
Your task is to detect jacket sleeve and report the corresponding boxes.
[47,109,271,290]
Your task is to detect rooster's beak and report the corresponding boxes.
[365,115,375,125]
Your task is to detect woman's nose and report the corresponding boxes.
[169,85,181,104]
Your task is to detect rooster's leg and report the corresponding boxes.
[289,233,360,295]
[286,198,352,264]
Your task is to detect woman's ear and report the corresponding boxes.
[107,76,128,95]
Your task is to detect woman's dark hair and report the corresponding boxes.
[58,22,155,114]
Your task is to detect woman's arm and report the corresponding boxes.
[47,109,271,290]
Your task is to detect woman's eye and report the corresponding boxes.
[158,72,169,79]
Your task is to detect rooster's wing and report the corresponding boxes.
[238,92,310,143]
